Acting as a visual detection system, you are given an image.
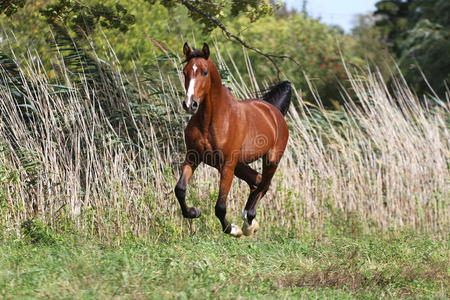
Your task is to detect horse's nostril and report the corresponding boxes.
[192,100,198,109]
[182,101,188,111]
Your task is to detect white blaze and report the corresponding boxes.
[186,64,197,108]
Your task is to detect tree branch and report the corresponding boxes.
[181,0,302,79]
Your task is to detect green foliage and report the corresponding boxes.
[2,0,277,37]
[0,0,25,16]
[399,19,450,94]
[1,0,136,36]
[374,0,415,53]
[1,1,393,107]
[152,0,278,32]
[220,13,355,106]
[374,0,450,95]
[351,14,391,76]
[20,219,58,244]
[39,1,136,37]
[2,0,447,99]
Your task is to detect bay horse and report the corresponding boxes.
[175,43,291,237]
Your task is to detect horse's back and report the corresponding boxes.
[241,99,288,134]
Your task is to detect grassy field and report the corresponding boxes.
[1,229,448,299]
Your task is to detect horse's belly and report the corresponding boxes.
[238,152,262,164]
[202,149,224,169]
[239,135,274,163]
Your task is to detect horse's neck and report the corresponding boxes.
[198,85,225,133]
[209,61,222,91]
[198,62,234,133]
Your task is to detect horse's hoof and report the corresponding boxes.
[229,224,243,238]
[183,207,201,219]
[242,220,259,236]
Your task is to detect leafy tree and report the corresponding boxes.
[374,0,450,95]
[1,0,277,39]
[1,1,397,108]
[151,0,277,32]
[351,14,391,79]
[219,12,356,107]
[374,0,415,53]
[399,19,450,94]
[1,0,136,37]
[40,1,136,36]
[1,0,288,75]
[0,0,26,16]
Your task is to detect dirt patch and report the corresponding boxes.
[270,259,449,297]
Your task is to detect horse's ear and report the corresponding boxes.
[183,42,192,58]
[202,43,210,60]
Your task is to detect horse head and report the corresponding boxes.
[182,43,211,114]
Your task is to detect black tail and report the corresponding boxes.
[262,81,291,116]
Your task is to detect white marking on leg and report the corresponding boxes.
[242,209,248,221]
[242,220,259,236]
[230,224,242,237]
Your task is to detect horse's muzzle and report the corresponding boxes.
[183,99,199,114]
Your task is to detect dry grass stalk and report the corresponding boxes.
[0,40,448,240]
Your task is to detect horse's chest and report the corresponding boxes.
[185,128,212,152]
[198,137,213,153]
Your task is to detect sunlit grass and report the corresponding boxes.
[0,231,448,298]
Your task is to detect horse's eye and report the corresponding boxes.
[203,70,208,76]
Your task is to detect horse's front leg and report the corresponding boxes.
[215,160,242,237]
[174,158,201,219]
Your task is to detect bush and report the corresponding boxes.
[20,219,58,244]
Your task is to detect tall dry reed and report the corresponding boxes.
[0,38,448,240]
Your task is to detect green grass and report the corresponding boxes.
[1,230,448,299]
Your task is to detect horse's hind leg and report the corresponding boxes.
[234,163,262,192]
[242,155,280,236]
[175,157,201,219]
